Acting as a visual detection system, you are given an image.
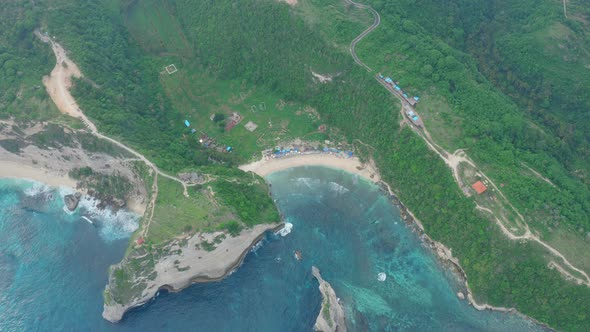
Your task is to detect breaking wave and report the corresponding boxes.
[76,196,139,242]
[328,181,350,195]
[292,177,321,189]
[276,222,293,237]
[23,182,53,197]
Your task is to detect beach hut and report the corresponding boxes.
[378,73,384,79]
[184,120,190,127]
[402,93,408,98]
[226,146,233,152]
[412,116,419,121]
[394,86,401,91]
[385,77,393,84]
[191,128,197,134]
[413,96,420,101]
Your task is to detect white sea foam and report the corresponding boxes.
[250,239,265,253]
[23,182,52,197]
[328,181,350,195]
[77,196,139,242]
[277,222,293,237]
[293,177,321,189]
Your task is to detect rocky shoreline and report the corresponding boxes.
[312,266,347,332]
[103,223,284,323]
[378,180,503,307]
[376,180,553,330]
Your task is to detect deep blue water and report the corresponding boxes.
[0,168,547,331]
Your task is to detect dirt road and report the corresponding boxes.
[345,4,590,286]
[36,30,188,195]
[36,30,193,241]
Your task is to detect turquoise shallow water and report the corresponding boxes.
[0,168,547,331]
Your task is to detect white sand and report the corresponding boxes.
[239,153,380,183]
[0,159,77,188]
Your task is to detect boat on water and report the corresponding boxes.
[294,250,302,261]
[81,216,95,226]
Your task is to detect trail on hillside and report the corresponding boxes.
[344,3,590,287]
[36,31,189,237]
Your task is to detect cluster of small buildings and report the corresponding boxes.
[261,142,354,161]
[181,119,234,153]
[406,110,419,123]
[379,74,420,107]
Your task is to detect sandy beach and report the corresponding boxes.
[0,159,77,188]
[239,153,380,183]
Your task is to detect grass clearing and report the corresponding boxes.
[120,0,324,162]
[124,0,191,55]
[148,177,233,245]
[547,228,590,273]
[159,66,320,160]
[415,93,463,150]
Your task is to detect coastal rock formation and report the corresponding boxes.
[312,266,346,332]
[103,223,282,323]
[63,192,81,211]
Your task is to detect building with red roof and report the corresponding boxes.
[472,181,487,194]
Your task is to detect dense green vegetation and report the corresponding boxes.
[0,1,58,122]
[69,166,133,202]
[1,0,588,329]
[360,0,590,237]
[148,168,278,245]
[381,129,590,330]
[210,173,279,227]
[387,0,590,169]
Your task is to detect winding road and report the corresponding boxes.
[346,0,380,72]
[345,2,590,287]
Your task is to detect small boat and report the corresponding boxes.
[81,216,95,226]
[294,250,302,261]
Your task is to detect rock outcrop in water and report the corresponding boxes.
[102,223,283,323]
[312,266,346,332]
[64,192,81,211]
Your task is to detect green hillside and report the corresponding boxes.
[1,0,589,329]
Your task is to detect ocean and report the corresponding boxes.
[0,167,547,331]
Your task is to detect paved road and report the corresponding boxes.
[346,0,381,72]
